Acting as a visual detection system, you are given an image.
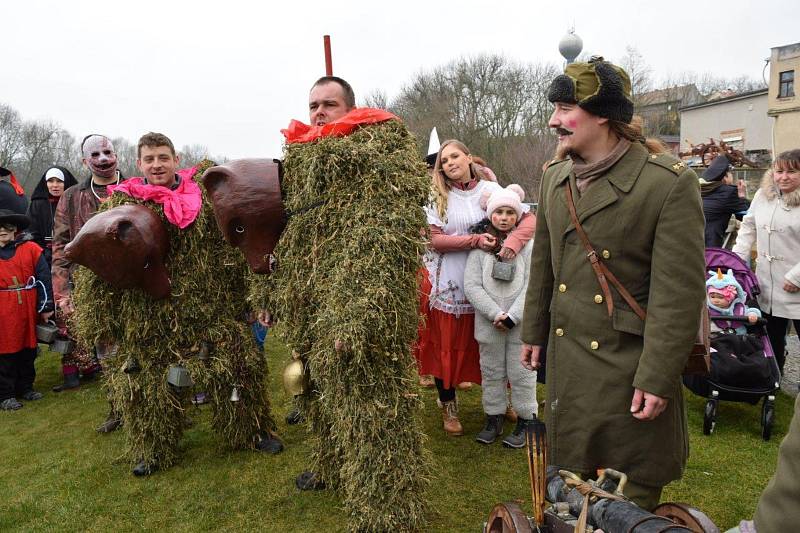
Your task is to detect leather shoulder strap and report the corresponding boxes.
[564,183,646,321]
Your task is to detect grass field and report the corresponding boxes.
[1,337,795,532]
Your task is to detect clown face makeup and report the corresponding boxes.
[82,135,118,179]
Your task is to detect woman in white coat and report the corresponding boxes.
[733,149,800,374]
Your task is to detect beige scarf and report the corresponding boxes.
[572,138,632,194]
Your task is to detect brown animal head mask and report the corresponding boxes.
[202,158,286,274]
[65,204,171,299]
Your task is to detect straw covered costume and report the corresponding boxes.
[71,161,280,474]
[251,109,432,531]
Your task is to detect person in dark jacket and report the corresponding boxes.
[700,155,750,248]
[27,166,79,266]
[0,166,29,214]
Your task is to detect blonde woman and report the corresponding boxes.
[733,149,800,375]
[415,139,535,436]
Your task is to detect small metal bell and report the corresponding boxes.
[229,386,241,402]
[197,341,211,361]
[123,357,141,374]
[167,365,193,388]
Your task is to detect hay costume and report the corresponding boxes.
[0,210,53,410]
[251,108,432,531]
[71,162,280,474]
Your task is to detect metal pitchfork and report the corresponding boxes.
[524,415,548,528]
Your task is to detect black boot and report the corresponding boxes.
[52,372,80,393]
[285,407,304,425]
[475,414,505,444]
[132,459,158,477]
[502,417,530,449]
[96,410,123,433]
[295,471,325,491]
[255,431,284,454]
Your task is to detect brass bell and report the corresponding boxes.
[230,386,241,402]
[123,357,141,374]
[282,358,307,396]
[197,341,211,361]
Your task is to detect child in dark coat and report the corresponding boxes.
[0,210,54,410]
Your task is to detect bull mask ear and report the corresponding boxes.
[108,219,134,241]
[202,167,232,195]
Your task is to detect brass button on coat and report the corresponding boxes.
[558,283,567,293]
[594,294,603,304]
[602,250,611,259]
[590,341,599,350]
[555,328,564,337]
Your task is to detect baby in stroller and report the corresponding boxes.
[707,268,761,334]
[706,269,772,389]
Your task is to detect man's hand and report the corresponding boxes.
[630,388,668,420]
[57,296,75,316]
[497,247,517,260]
[783,280,800,293]
[520,344,542,371]
[737,179,747,198]
[40,311,54,322]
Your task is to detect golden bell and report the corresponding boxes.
[283,358,307,396]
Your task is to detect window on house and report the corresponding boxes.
[779,70,794,98]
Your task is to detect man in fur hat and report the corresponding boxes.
[520,57,706,510]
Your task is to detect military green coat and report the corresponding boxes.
[521,142,705,487]
[754,393,800,532]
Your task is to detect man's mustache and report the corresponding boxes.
[554,127,573,137]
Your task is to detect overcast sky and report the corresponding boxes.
[3,0,798,160]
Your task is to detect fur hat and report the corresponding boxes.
[0,208,31,230]
[702,155,731,182]
[481,184,525,218]
[547,56,634,123]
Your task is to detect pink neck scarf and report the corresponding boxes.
[108,167,202,229]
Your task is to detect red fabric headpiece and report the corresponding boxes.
[282,108,399,144]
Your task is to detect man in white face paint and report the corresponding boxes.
[51,134,126,430]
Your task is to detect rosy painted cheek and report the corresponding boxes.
[566,119,578,129]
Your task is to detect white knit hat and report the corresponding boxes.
[45,168,65,181]
[482,184,525,218]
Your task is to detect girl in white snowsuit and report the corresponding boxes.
[464,184,537,448]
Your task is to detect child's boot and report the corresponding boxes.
[1,398,23,410]
[441,399,463,436]
[502,417,529,448]
[475,414,505,444]
[52,364,80,392]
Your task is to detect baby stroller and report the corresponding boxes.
[683,248,782,441]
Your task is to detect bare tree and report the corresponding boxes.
[361,89,389,110]
[389,54,559,199]
[619,46,653,105]
[0,104,24,168]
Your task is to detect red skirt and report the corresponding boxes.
[414,271,481,389]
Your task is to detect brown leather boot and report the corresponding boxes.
[441,399,463,436]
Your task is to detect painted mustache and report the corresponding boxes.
[554,127,574,137]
